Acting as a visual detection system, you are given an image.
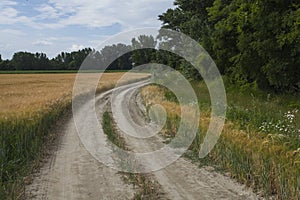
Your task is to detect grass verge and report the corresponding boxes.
[102,111,163,199]
[141,81,300,199]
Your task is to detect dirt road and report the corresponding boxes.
[25,111,135,199]
[26,80,258,199]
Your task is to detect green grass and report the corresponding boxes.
[102,111,125,149]
[190,79,300,147]
[101,111,162,199]
[0,98,71,199]
[191,80,300,199]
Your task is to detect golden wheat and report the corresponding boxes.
[0,73,147,117]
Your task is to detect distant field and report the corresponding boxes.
[0,70,130,74]
[0,73,147,117]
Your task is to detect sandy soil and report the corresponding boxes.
[26,79,259,200]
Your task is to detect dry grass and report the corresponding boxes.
[141,85,181,115]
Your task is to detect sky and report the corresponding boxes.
[0,0,174,59]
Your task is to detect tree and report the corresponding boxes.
[208,0,300,91]
[159,0,215,52]
[11,52,35,70]
[159,0,300,92]
[33,52,50,70]
[158,0,215,79]
[10,52,52,70]
[131,35,157,67]
[50,48,93,70]
[0,53,15,70]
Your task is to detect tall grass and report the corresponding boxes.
[0,97,71,199]
[141,81,300,199]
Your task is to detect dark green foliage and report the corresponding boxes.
[131,35,157,67]
[159,0,300,93]
[210,0,300,92]
[159,0,214,47]
[11,52,50,70]
[52,48,92,70]
[100,44,133,70]
[2,49,93,71]
[0,46,133,71]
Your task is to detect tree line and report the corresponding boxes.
[0,36,174,72]
[0,45,133,71]
[1,0,299,92]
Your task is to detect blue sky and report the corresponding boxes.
[0,0,174,59]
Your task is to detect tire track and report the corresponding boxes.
[26,80,259,200]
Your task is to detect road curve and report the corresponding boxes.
[26,79,258,200]
[109,80,258,200]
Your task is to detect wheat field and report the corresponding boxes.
[0,72,148,198]
[0,73,147,117]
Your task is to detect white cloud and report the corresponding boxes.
[0,1,38,28]
[0,0,17,6]
[0,29,25,36]
[33,37,77,47]
[31,0,173,29]
[35,4,62,20]
[69,44,85,51]
[0,7,18,24]
[0,0,174,29]
[33,40,53,46]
